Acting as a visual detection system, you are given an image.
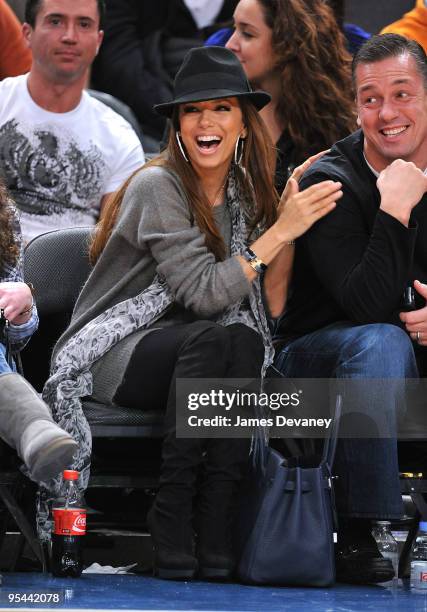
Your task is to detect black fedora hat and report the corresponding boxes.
[154,46,271,117]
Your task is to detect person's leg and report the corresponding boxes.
[195,324,265,579]
[275,322,417,518]
[275,322,418,583]
[115,320,259,579]
[0,373,78,482]
[115,321,247,489]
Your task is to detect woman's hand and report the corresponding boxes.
[276,152,342,241]
[275,151,341,241]
[284,150,330,196]
[0,282,33,324]
[238,151,341,295]
[277,178,342,239]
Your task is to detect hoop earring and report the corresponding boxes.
[234,136,244,166]
[176,131,189,163]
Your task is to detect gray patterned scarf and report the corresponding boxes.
[38,167,274,541]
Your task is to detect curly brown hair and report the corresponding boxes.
[0,181,19,274]
[258,0,356,162]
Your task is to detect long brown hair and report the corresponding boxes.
[90,98,278,264]
[258,0,356,162]
[0,181,19,274]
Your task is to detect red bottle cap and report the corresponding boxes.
[63,470,79,480]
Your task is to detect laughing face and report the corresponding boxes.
[356,53,427,171]
[178,97,247,180]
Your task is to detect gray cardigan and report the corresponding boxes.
[53,165,251,401]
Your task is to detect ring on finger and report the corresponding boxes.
[416,331,421,343]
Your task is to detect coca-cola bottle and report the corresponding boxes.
[51,470,86,577]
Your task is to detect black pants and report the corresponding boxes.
[115,321,265,488]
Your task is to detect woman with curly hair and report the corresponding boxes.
[226,0,357,192]
[0,180,38,372]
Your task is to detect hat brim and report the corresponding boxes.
[154,89,271,117]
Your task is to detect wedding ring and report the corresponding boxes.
[416,331,421,343]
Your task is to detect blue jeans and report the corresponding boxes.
[274,322,419,519]
[0,343,15,374]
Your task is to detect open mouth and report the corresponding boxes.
[196,135,222,152]
[380,126,408,137]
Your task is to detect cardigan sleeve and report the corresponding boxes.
[118,166,252,318]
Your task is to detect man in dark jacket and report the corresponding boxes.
[274,33,427,585]
[91,0,237,145]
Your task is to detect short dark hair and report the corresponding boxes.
[352,33,427,90]
[25,0,106,29]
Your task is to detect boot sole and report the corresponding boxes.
[198,566,233,581]
[30,438,78,482]
[337,559,395,585]
[155,566,197,581]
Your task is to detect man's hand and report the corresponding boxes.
[400,280,427,346]
[0,282,33,324]
[377,159,427,227]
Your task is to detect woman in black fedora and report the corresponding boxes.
[44,46,342,581]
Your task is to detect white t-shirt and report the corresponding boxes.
[183,0,223,29]
[0,74,144,242]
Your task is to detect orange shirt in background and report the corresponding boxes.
[380,0,427,54]
[0,0,32,80]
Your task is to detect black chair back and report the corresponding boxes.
[24,227,92,315]
[22,228,163,438]
[22,228,92,390]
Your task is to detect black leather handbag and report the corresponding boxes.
[234,396,342,587]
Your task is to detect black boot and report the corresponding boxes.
[147,484,198,580]
[195,435,251,581]
[335,518,395,584]
[196,481,237,580]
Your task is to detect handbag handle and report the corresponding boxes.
[321,394,342,468]
[251,402,271,476]
[250,391,342,472]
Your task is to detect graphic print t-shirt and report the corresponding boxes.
[0,75,144,242]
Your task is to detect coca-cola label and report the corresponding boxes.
[422,572,427,583]
[53,508,86,536]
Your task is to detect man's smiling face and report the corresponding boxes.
[356,52,427,171]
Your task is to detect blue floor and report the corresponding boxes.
[1,573,427,611]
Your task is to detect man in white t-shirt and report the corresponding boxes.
[0,0,144,243]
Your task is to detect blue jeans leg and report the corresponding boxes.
[274,322,419,519]
[0,343,15,374]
